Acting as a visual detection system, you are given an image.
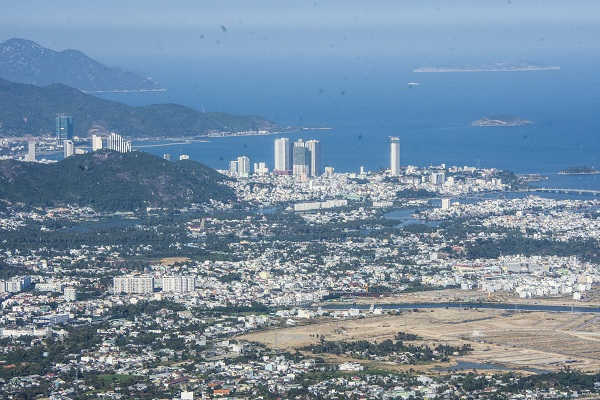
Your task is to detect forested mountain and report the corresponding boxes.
[0,79,276,137]
[0,150,234,211]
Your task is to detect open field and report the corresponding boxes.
[239,308,600,374]
[349,288,600,308]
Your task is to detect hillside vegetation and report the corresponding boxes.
[0,150,234,211]
[0,79,276,137]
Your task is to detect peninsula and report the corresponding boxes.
[471,115,533,127]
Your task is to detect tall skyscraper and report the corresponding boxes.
[106,132,132,153]
[229,160,238,176]
[91,135,103,151]
[55,116,73,145]
[292,139,311,176]
[274,137,292,175]
[63,140,74,158]
[305,140,321,177]
[390,137,400,176]
[237,156,250,177]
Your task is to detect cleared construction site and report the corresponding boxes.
[240,307,600,374]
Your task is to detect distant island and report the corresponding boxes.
[414,60,560,73]
[559,166,599,175]
[471,115,533,127]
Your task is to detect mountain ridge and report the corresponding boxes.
[0,79,276,137]
[0,38,163,92]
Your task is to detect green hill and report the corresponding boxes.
[0,150,234,211]
[0,79,276,137]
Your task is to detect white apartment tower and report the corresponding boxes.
[63,140,75,158]
[25,141,36,162]
[91,135,103,151]
[274,137,292,174]
[305,140,322,177]
[390,137,400,176]
[237,156,251,177]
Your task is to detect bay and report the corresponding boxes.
[95,63,600,189]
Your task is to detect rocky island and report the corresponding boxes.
[471,115,533,127]
[559,166,599,175]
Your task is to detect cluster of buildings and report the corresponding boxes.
[113,275,196,294]
[229,136,405,180]
[23,115,133,162]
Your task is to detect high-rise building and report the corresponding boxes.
[56,116,73,145]
[430,172,446,185]
[237,156,250,177]
[25,141,36,162]
[305,140,321,177]
[106,132,132,153]
[292,140,311,176]
[92,135,103,151]
[441,198,451,210]
[390,137,400,176]
[229,160,238,176]
[63,140,74,158]
[274,137,292,175]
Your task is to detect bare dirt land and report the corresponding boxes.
[159,257,191,266]
[239,308,600,374]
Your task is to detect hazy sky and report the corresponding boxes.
[2,0,598,67]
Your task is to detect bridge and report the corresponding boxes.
[528,188,600,196]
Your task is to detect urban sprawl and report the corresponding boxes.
[1,118,600,399]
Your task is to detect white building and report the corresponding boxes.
[274,137,292,174]
[430,172,446,185]
[106,132,132,153]
[162,276,196,293]
[237,156,250,177]
[0,276,32,293]
[113,275,154,294]
[441,198,451,210]
[253,162,269,175]
[390,137,400,176]
[91,134,103,151]
[63,140,75,158]
[64,286,77,302]
[305,140,322,177]
[25,141,36,161]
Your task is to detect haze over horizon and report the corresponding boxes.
[2,1,598,67]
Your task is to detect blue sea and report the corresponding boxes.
[94,60,600,190]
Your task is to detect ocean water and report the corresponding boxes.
[95,61,600,190]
